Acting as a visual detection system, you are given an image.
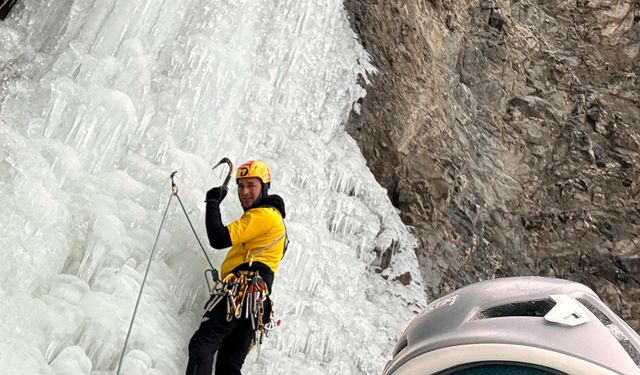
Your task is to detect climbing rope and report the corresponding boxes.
[173,178,216,277]
[115,184,174,375]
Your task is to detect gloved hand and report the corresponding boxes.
[205,187,227,203]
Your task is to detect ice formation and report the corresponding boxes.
[0,0,425,374]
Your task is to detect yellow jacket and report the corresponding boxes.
[220,206,286,278]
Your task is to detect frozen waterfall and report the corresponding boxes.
[0,0,425,374]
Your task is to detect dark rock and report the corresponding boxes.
[446,14,455,31]
[344,0,640,332]
[587,106,601,124]
[375,242,395,272]
[508,96,560,122]
[394,272,412,286]
[488,8,505,31]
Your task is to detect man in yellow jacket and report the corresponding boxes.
[186,160,287,375]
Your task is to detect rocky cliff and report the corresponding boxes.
[344,0,640,330]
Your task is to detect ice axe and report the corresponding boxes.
[212,157,233,200]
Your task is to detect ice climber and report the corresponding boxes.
[186,160,288,375]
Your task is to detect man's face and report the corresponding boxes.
[238,177,262,208]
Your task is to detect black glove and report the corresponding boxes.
[205,187,227,203]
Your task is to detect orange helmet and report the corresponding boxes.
[235,160,271,185]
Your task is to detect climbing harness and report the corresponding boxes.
[203,270,281,347]
[116,160,233,375]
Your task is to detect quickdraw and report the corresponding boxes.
[203,270,280,346]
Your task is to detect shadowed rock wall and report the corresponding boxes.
[344,0,640,330]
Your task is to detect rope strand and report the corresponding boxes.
[175,193,215,271]
[116,192,174,375]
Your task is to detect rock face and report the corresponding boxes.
[344,0,640,330]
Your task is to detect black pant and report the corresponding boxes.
[186,297,270,375]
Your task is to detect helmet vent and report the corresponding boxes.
[391,336,408,358]
[474,298,556,320]
[577,298,640,367]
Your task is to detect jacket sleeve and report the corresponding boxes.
[205,200,232,249]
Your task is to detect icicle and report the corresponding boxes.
[44,340,59,363]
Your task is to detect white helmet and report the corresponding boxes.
[383,277,640,375]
